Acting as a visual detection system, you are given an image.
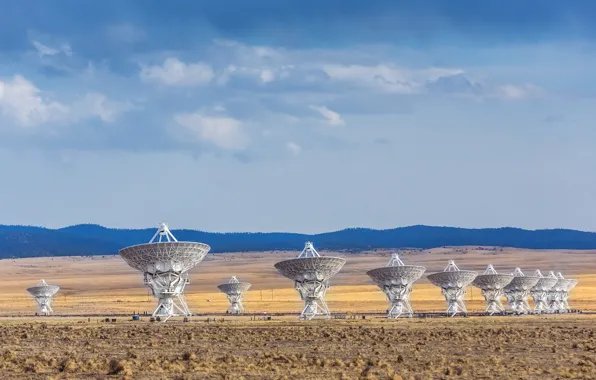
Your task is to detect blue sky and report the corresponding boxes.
[1,1,596,233]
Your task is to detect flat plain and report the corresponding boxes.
[0,247,594,379]
[0,315,595,379]
[0,246,594,315]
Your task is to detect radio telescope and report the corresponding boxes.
[530,270,558,314]
[119,223,210,321]
[366,252,426,318]
[549,272,578,313]
[547,271,566,312]
[26,279,59,315]
[427,260,477,317]
[561,273,578,312]
[472,265,513,315]
[217,276,251,314]
[503,268,540,314]
[274,242,346,320]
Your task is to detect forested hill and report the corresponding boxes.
[0,224,596,258]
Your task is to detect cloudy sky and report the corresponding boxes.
[1,1,596,233]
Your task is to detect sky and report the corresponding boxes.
[1,1,596,233]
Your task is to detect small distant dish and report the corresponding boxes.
[217,276,251,314]
[26,279,60,315]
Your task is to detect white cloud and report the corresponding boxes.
[0,75,130,128]
[323,64,464,94]
[260,69,275,83]
[77,93,132,123]
[323,63,541,101]
[210,40,294,85]
[31,40,72,57]
[309,105,345,126]
[0,75,69,127]
[213,39,283,61]
[497,84,542,100]
[286,142,302,156]
[174,112,249,150]
[140,58,214,86]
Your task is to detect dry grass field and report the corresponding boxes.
[0,247,594,379]
[0,246,594,316]
[0,315,594,379]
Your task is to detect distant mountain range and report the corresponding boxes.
[0,224,596,259]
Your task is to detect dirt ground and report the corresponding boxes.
[0,247,593,316]
[0,315,594,379]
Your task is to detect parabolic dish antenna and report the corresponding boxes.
[472,265,514,315]
[217,276,251,314]
[274,241,346,320]
[366,252,426,318]
[26,279,59,315]
[552,272,577,313]
[563,278,578,312]
[118,222,210,321]
[503,268,540,314]
[427,260,477,317]
[530,270,559,314]
[547,271,567,313]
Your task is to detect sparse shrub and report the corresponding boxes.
[59,358,77,373]
[108,359,133,376]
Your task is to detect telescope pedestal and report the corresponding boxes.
[384,284,413,318]
[296,280,330,320]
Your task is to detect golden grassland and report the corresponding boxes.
[0,246,594,315]
[0,315,594,379]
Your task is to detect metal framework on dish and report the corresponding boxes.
[26,279,60,315]
[503,268,540,314]
[274,242,345,320]
[530,270,558,314]
[366,252,426,318]
[472,265,513,315]
[118,223,210,322]
[427,260,477,317]
[217,276,251,314]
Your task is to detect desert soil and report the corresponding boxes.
[0,315,594,379]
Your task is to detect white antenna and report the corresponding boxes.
[149,222,178,243]
[504,268,539,314]
[547,271,578,313]
[472,265,513,315]
[119,223,210,322]
[26,279,60,316]
[444,260,460,272]
[367,253,426,318]
[530,269,558,314]
[427,260,478,317]
[298,241,320,258]
[275,241,346,320]
[547,271,558,278]
[217,276,251,314]
[387,252,405,267]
